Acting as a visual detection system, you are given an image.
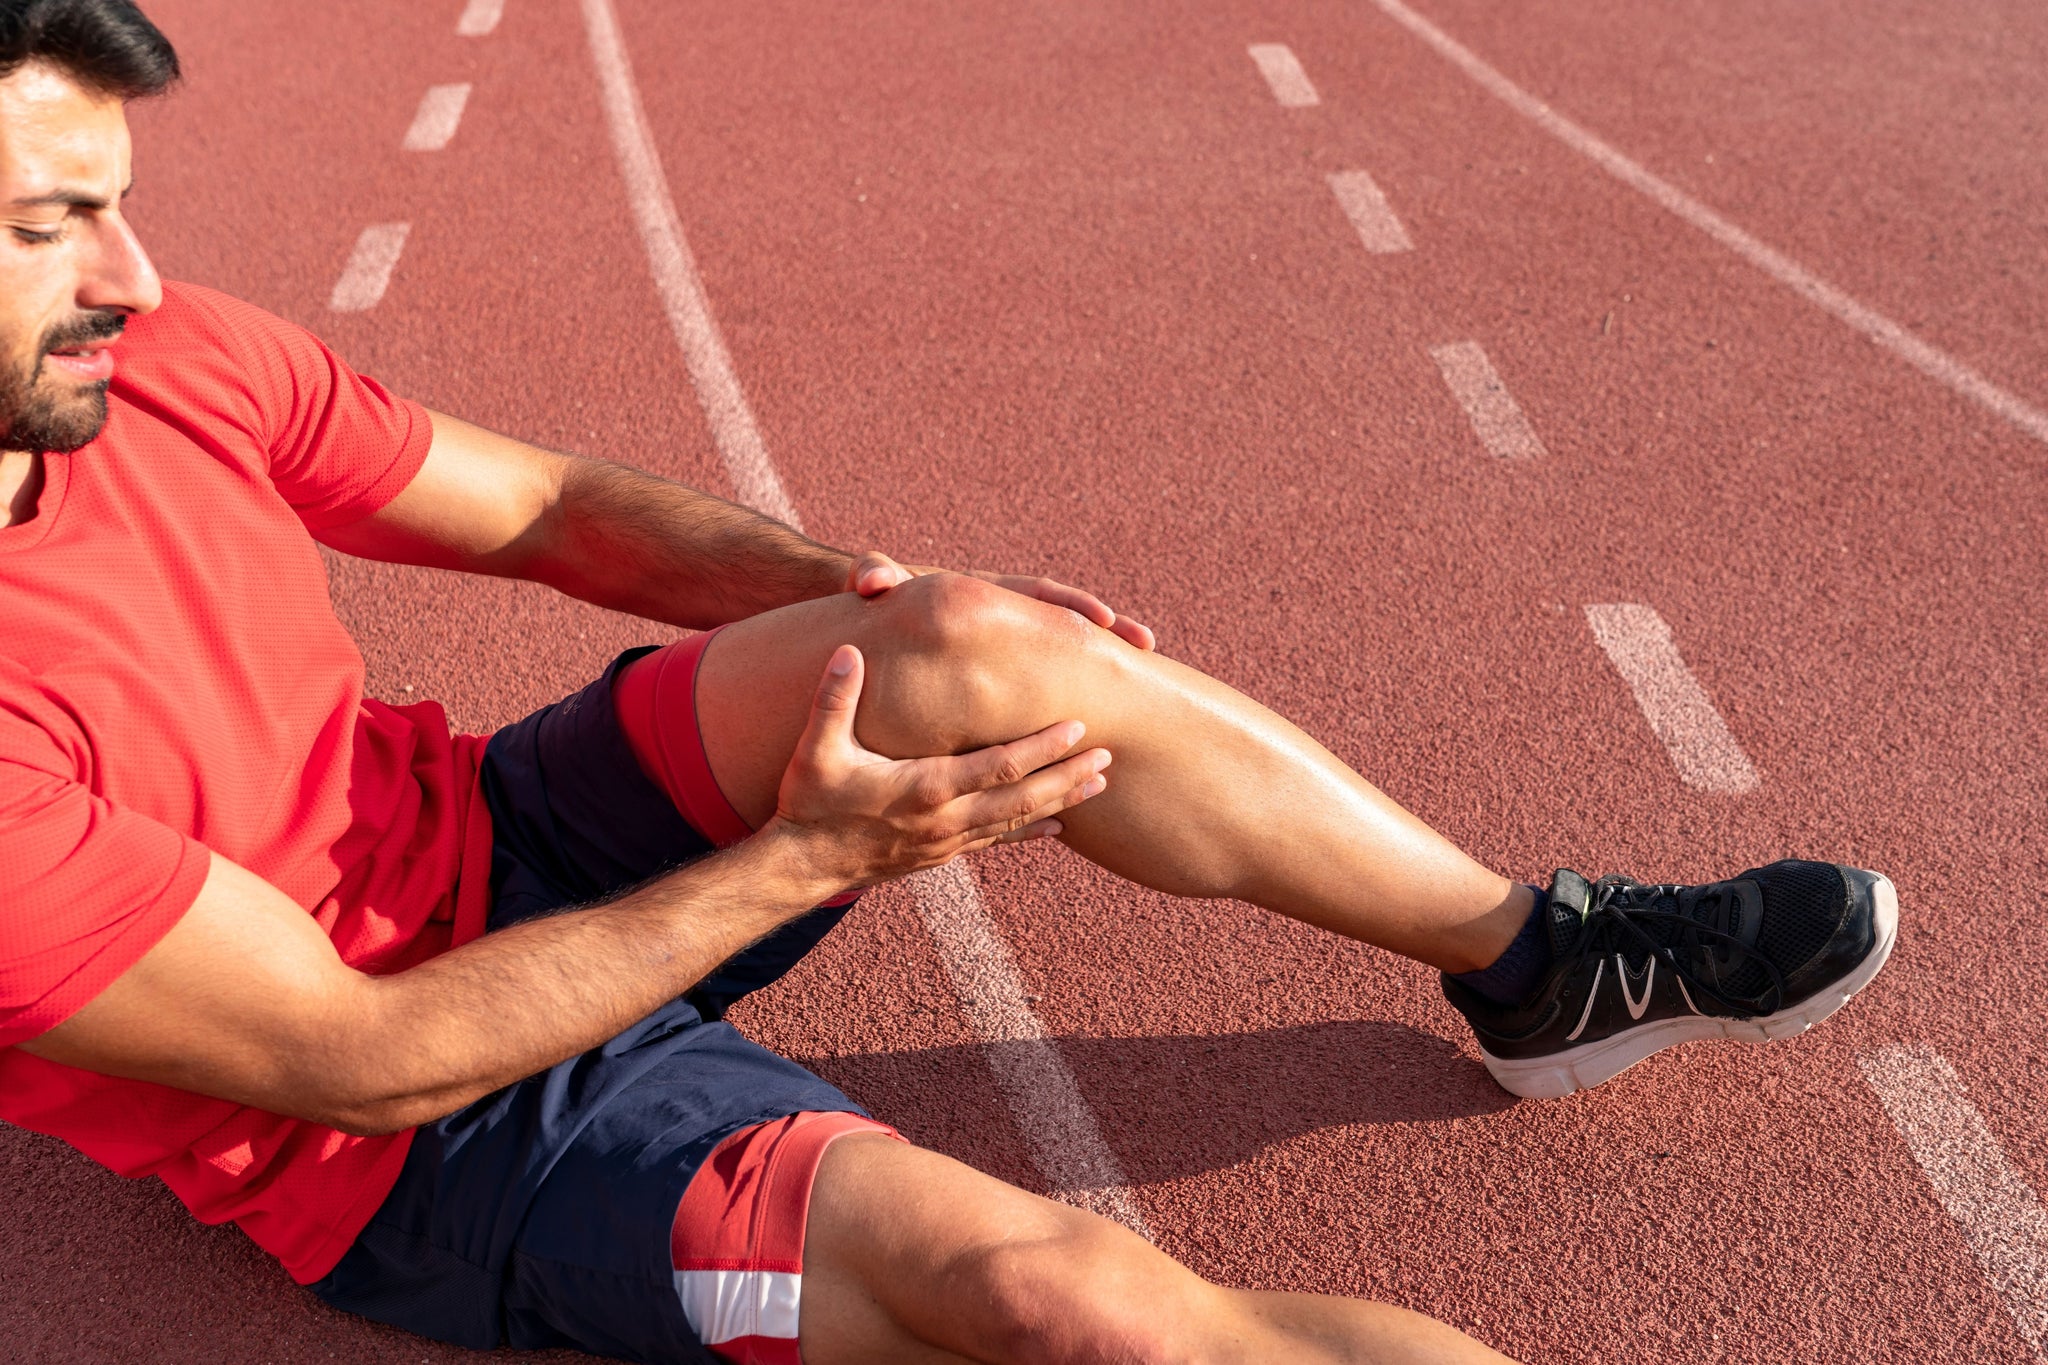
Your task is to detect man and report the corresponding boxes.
[0,2,1896,1361]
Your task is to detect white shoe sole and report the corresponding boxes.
[1479,874,1899,1100]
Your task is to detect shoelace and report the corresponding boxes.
[1569,877,1788,1016]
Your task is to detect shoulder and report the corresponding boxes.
[132,281,321,378]
[119,282,342,440]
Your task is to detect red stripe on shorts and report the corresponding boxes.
[670,1111,903,1362]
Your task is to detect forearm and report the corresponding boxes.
[533,456,851,629]
[338,828,841,1134]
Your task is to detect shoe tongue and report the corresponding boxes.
[1545,869,1594,955]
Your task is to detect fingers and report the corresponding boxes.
[950,748,1109,837]
[1001,574,1156,651]
[849,551,914,597]
[791,645,864,770]
[1108,616,1157,651]
[990,816,1065,845]
[1030,579,1117,631]
[935,718,1090,796]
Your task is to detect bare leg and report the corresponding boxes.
[672,574,1528,973]
[800,1135,1515,1364]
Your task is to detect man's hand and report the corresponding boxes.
[845,551,1157,652]
[761,644,1112,893]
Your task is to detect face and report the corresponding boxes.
[0,63,162,455]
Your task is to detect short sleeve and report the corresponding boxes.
[0,745,211,1047]
[167,283,434,531]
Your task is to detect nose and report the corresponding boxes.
[77,209,163,318]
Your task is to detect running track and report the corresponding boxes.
[3,0,2046,1359]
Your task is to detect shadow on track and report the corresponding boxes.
[801,1019,1514,1185]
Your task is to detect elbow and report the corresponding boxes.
[319,1092,432,1138]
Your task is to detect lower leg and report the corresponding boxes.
[664,575,1525,973]
[800,1134,1513,1365]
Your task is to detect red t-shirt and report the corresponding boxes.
[0,281,494,1284]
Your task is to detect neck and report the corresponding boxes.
[0,449,44,529]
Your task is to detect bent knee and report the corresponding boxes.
[949,1226,1211,1365]
[884,572,1102,669]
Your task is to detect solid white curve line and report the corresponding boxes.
[1582,603,1759,793]
[1860,1047,2048,1358]
[576,0,804,527]
[328,223,411,313]
[576,0,1149,1234]
[1326,170,1414,254]
[1363,0,2048,451]
[1429,340,1546,460]
[403,83,473,152]
[1248,44,1319,108]
[911,864,1153,1237]
[456,0,505,37]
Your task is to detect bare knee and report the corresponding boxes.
[867,572,1112,745]
[944,1221,1210,1365]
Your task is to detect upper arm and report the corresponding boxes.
[313,409,576,576]
[15,852,389,1133]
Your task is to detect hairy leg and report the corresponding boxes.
[670,574,1526,973]
[800,1134,1513,1364]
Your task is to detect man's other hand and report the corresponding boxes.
[761,644,1112,893]
[845,551,1158,651]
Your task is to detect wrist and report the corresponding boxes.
[733,818,859,908]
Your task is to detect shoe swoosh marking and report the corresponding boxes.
[1617,953,1655,1020]
[1565,958,1605,1042]
[1673,970,1701,1016]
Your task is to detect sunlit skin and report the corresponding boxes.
[0,62,162,526]
[5,60,1524,1364]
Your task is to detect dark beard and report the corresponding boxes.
[0,312,126,454]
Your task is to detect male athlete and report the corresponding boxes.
[0,3,1898,1362]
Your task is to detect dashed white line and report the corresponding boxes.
[1363,0,2048,452]
[456,0,506,37]
[1326,170,1414,254]
[1582,603,1759,793]
[1429,340,1547,460]
[402,83,473,152]
[1248,44,1319,108]
[911,864,1152,1235]
[328,223,411,313]
[576,0,803,528]
[577,0,1147,1231]
[1860,1047,2048,1358]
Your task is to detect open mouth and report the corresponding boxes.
[42,337,118,383]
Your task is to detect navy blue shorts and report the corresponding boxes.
[311,649,864,1362]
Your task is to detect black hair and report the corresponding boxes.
[0,0,178,100]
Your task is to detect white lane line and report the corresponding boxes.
[1582,604,1759,793]
[1429,340,1547,460]
[577,0,803,528]
[1364,0,2048,452]
[1248,44,1319,107]
[1860,1047,2048,1358]
[577,0,1149,1233]
[402,83,473,152]
[912,865,1152,1235]
[456,0,505,37]
[1326,170,1415,254]
[328,223,411,313]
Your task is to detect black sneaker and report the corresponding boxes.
[1441,860,1898,1099]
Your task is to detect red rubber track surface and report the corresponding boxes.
[4,0,2045,1360]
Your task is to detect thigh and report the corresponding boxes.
[798,1137,1209,1365]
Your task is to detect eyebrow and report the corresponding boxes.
[8,178,134,211]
